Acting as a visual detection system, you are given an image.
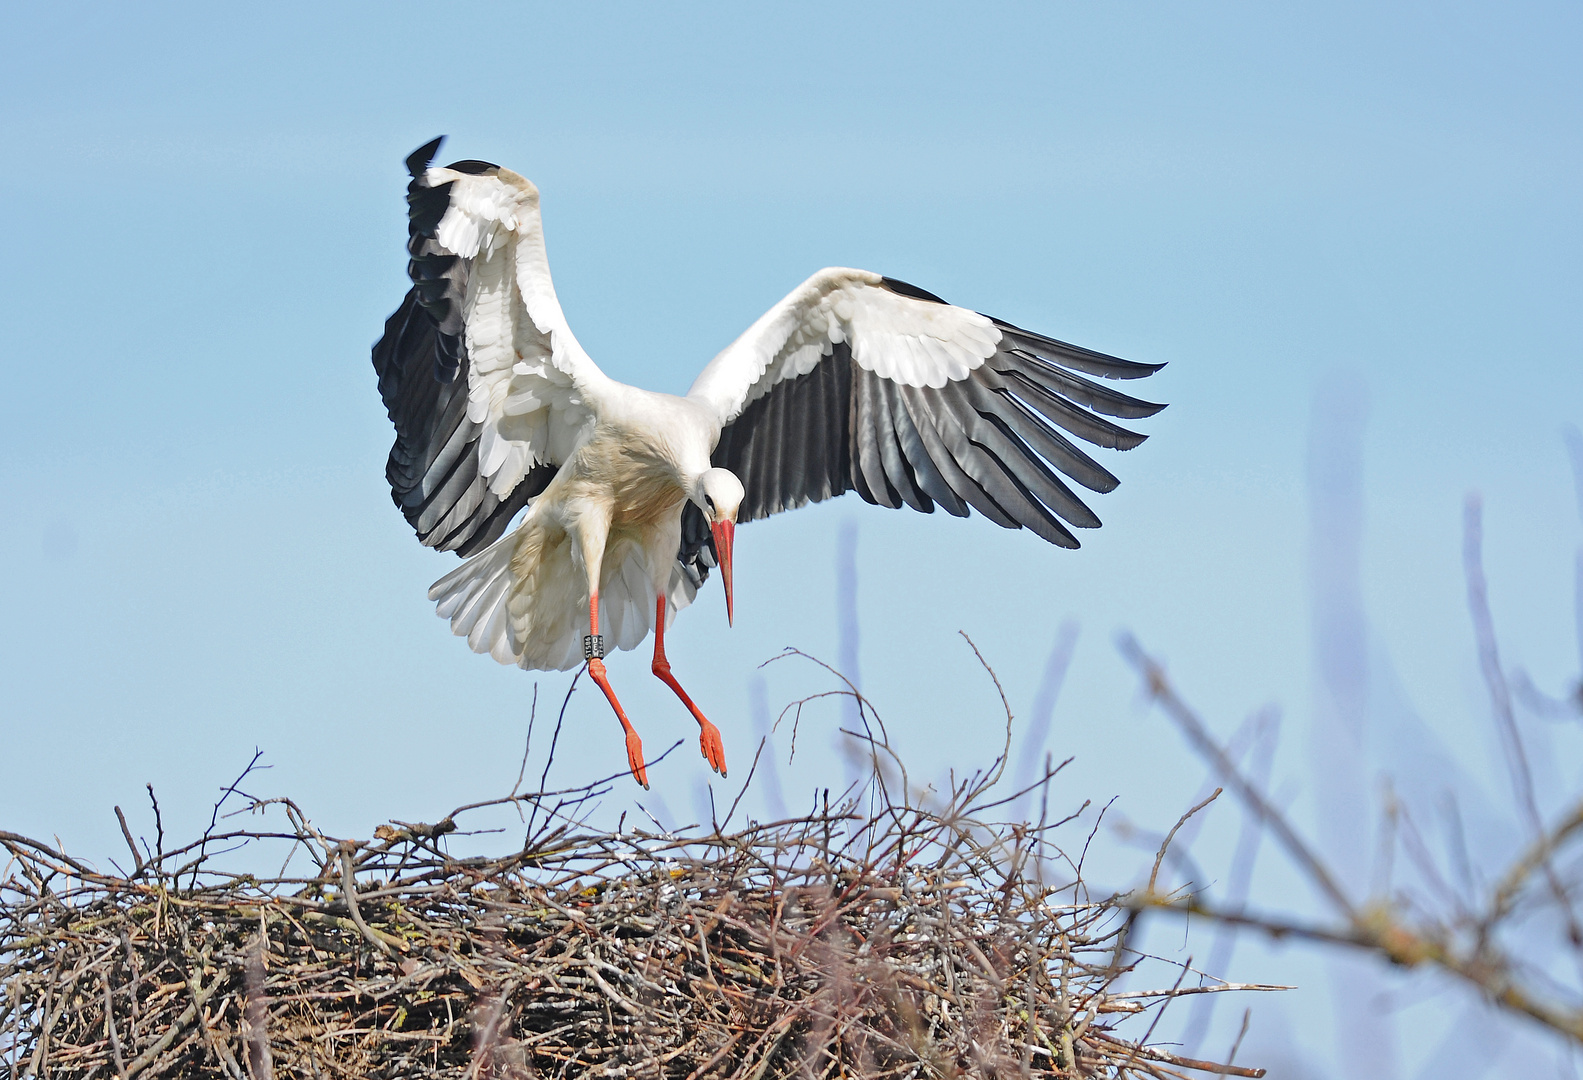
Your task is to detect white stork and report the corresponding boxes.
[373,138,1165,787]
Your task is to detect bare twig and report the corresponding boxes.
[145,782,164,873]
[337,841,397,956]
[112,806,144,878]
[1149,788,1222,895]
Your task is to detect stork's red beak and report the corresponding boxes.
[711,519,735,626]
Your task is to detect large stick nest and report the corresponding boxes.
[2,670,1272,1079]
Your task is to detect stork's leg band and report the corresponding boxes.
[583,635,606,660]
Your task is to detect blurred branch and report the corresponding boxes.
[1132,892,1583,1043]
[1465,495,1583,949]
[1120,635,1583,1047]
[1116,634,1354,919]
[1488,798,1583,928]
[1463,497,1543,836]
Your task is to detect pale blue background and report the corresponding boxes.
[3,3,1581,1076]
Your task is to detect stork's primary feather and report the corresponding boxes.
[372,138,1166,786]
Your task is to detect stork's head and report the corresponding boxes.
[693,468,744,626]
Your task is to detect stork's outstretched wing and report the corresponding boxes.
[683,267,1164,561]
[373,138,607,556]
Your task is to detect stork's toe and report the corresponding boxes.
[625,729,650,789]
[699,720,727,778]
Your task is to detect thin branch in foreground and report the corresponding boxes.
[1465,495,1583,950]
[1117,633,1355,919]
[1121,634,1583,1049]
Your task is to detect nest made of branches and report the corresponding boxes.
[2,668,1275,1080]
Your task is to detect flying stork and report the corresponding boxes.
[373,137,1165,788]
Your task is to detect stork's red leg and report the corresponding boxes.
[652,594,727,776]
[585,592,648,788]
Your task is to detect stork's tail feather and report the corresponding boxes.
[429,533,520,665]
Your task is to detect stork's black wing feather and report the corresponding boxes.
[704,279,1165,551]
[372,137,554,558]
[678,500,718,589]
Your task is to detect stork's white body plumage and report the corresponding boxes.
[373,138,1166,785]
[430,386,718,672]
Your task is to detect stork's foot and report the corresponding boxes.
[650,595,726,779]
[699,718,727,778]
[625,727,650,789]
[588,656,648,788]
[653,655,727,777]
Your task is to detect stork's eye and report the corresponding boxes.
[705,494,716,512]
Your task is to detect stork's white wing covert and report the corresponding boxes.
[689,268,1005,421]
[373,138,606,557]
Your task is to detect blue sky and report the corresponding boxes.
[3,3,1581,1075]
